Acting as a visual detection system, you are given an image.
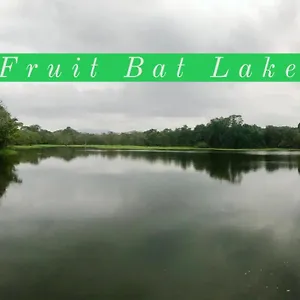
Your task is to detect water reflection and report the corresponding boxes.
[1,149,300,299]
[1,149,300,200]
[0,156,22,201]
[14,148,300,184]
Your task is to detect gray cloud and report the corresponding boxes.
[1,0,300,132]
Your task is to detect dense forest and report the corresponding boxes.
[1,102,300,150]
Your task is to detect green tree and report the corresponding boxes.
[0,102,21,149]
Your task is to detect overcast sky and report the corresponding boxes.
[0,0,300,132]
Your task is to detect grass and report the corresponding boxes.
[11,144,300,152]
[0,148,18,156]
[13,145,198,151]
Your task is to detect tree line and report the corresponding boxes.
[1,102,300,149]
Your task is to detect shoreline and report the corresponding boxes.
[0,149,18,156]
[9,145,300,152]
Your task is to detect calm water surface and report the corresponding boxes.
[1,149,300,299]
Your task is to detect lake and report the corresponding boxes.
[1,148,300,299]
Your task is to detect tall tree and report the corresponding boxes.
[0,102,21,149]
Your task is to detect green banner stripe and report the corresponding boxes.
[0,53,299,82]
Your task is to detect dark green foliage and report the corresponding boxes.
[1,103,300,149]
[8,115,300,148]
[0,102,21,149]
[12,114,300,149]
